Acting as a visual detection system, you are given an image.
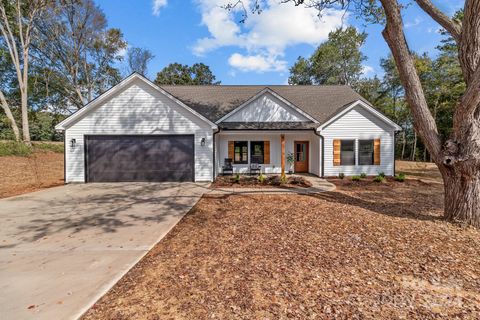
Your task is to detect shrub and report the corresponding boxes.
[339,172,345,179]
[268,175,281,186]
[280,174,288,185]
[258,173,266,184]
[33,142,64,153]
[351,175,361,181]
[360,172,367,179]
[0,141,32,157]
[234,173,240,183]
[374,175,385,183]
[378,171,386,178]
[395,172,406,182]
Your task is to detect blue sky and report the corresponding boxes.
[95,0,464,85]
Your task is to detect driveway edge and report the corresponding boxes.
[72,207,192,320]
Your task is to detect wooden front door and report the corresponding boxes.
[294,141,309,173]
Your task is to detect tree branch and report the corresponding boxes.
[415,0,461,43]
[380,0,443,163]
[456,64,480,121]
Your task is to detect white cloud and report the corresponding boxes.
[228,53,287,72]
[152,0,167,16]
[193,0,346,72]
[362,65,374,76]
[404,17,422,28]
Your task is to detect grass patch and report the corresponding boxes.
[0,141,32,156]
[33,142,64,154]
[0,141,64,157]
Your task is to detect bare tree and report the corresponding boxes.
[0,0,50,143]
[227,0,480,227]
[34,0,126,110]
[127,47,154,76]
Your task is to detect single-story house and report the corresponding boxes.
[55,73,401,183]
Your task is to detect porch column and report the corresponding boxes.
[281,134,285,176]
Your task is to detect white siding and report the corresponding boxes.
[216,131,321,176]
[65,78,214,182]
[223,92,310,122]
[321,105,395,176]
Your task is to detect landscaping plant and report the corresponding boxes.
[351,175,361,181]
[339,173,345,179]
[395,173,406,182]
[374,175,386,183]
[360,172,367,179]
[258,173,266,184]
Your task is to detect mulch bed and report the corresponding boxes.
[0,151,64,199]
[83,179,480,319]
[211,175,312,189]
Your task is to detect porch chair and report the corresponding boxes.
[222,158,233,175]
[250,162,261,176]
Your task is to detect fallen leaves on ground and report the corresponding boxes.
[0,151,64,198]
[83,179,480,319]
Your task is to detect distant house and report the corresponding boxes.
[55,73,401,183]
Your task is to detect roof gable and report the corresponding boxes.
[55,73,217,130]
[161,85,368,124]
[217,88,317,123]
[318,100,402,131]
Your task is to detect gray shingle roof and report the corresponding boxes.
[160,85,370,124]
[219,122,319,130]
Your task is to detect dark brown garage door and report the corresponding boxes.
[85,135,194,182]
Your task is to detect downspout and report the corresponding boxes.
[312,128,325,178]
[212,127,220,181]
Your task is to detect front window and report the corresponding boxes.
[340,140,355,165]
[234,141,248,164]
[250,141,264,164]
[358,140,374,165]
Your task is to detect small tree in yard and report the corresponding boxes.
[225,0,480,228]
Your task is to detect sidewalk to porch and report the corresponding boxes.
[208,174,335,195]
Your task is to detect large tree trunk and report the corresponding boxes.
[443,169,480,228]
[380,0,480,227]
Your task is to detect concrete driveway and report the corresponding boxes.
[0,182,209,320]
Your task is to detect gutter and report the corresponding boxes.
[212,127,221,181]
[312,129,325,178]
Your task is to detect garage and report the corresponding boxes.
[85,135,194,182]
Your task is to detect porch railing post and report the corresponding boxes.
[281,134,285,176]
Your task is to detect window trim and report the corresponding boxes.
[233,141,248,164]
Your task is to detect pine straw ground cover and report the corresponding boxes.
[83,179,480,319]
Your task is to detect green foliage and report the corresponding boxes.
[258,173,266,184]
[394,173,406,182]
[288,57,312,85]
[378,171,386,178]
[374,175,385,183]
[0,141,32,157]
[154,63,220,85]
[280,174,288,184]
[360,172,367,178]
[234,173,240,183]
[339,172,345,179]
[289,27,367,87]
[351,175,361,181]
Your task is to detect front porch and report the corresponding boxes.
[215,130,321,177]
